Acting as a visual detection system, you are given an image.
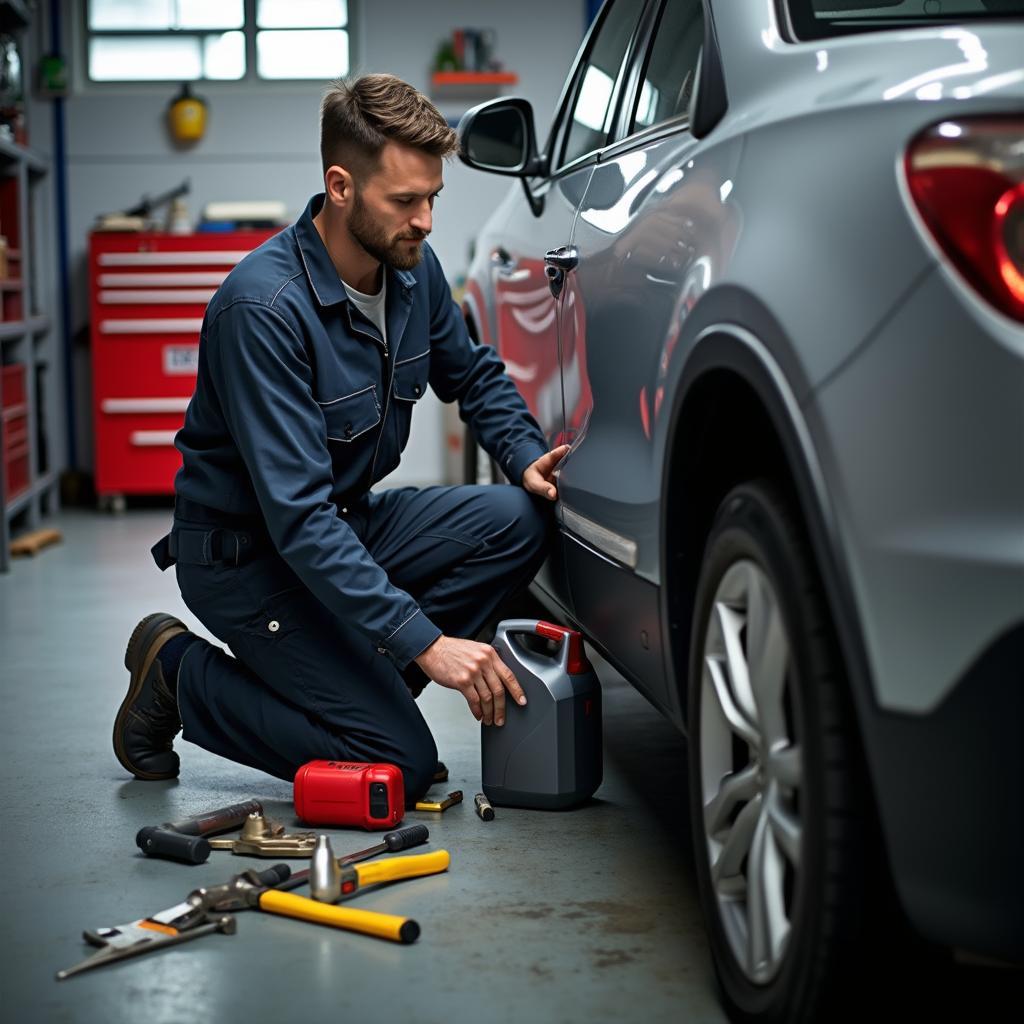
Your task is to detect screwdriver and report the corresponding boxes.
[278,823,429,891]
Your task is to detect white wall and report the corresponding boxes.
[53,0,585,483]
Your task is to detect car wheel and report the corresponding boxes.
[688,480,867,1023]
[462,425,502,485]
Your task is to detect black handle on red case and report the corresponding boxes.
[136,826,212,864]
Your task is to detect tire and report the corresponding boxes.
[688,480,868,1023]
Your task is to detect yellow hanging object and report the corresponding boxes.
[168,84,207,143]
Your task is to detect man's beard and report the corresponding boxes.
[348,191,427,271]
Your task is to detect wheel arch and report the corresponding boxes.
[658,324,874,748]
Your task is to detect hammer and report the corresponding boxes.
[136,799,264,864]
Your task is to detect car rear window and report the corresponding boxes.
[788,0,1024,41]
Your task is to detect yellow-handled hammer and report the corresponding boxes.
[258,849,451,943]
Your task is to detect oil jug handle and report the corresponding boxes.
[495,619,589,675]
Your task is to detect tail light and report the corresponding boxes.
[905,117,1024,324]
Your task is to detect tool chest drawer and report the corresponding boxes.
[2,363,28,504]
[90,230,278,497]
[2,362,25,408]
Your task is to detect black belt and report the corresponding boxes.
[152,498,269,571]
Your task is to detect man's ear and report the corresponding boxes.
[324,165,355,209]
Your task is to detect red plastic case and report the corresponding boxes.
[293,760,404,831]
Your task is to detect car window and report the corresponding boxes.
[559,0,645,170]
[787,0,1016,40]
[632,0,704,133]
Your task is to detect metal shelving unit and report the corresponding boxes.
[0,136,61,572]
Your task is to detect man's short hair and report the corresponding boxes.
[320,73,458,177]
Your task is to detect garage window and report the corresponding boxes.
[86,0,352,83]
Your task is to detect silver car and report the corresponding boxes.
[457,0,1024,1019]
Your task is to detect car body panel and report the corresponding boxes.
[463,0,1024,961]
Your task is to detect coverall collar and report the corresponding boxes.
[295,193,417,307]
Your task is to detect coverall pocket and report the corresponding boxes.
[319,385,381,442]
[392,351,429,402]
[241,585,305,640]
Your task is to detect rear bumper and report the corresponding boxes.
[862,624,1024,963]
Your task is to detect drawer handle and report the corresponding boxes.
[129,430,179,447]
[100,319,203,334]
[100,289,216,304]
[102,398,191,414]
[98,251,251,266]
[99,272,228,286]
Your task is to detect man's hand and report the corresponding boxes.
[522,444,571,501]
[414,635,526,726]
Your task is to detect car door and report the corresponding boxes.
[478,0,649,616]
[555,0,720,711]
[490,0,649,453]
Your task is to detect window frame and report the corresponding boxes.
[545,0,657,179]
[82,0,356,88]
[623,0,705,140]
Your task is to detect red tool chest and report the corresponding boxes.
[89,230,279,498]
[2,362,28,501]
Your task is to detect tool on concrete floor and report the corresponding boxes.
[207,811,317,857]
[136,798,264,864]
[57,914,236,980]
[55,863,291,980]
[284,846,449,902]
[414,790,463,813]
[310,835,343,902]
[483,620,602,809]
[474,793,495,821]
[294,760,405,830]
[277,823,430,895]
[193,854,448,942]
[59,854,437,975]
[337,823,430,867]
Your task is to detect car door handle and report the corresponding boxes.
[544,246,579,272]
[491,247,518,271]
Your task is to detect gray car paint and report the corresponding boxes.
[468,1,1023,714]
[463,0,1024,961]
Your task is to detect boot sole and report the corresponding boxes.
[113,612,187,780]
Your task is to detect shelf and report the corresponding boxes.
[0,278,22,290]
[5,484,31,515]
[432,71,519,86]
[0,321,25,340]
[0,137,49,174]
[28,315,50,333]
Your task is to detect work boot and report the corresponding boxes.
[113,613,189,780]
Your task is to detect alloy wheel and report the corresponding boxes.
[699,558,803,985]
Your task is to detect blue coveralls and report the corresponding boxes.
[152,194,552,800]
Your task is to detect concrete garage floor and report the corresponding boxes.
[3,511,1019,1022]
[1,510,726,1024]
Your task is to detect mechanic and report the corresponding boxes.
[112,74,569,801]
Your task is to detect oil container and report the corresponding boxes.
[482,619,602,809]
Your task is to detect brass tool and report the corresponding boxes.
[207,811,318,857]
[414,790,463,812]
[474,793,495,821]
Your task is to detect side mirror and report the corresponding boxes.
[458,98,543,177]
